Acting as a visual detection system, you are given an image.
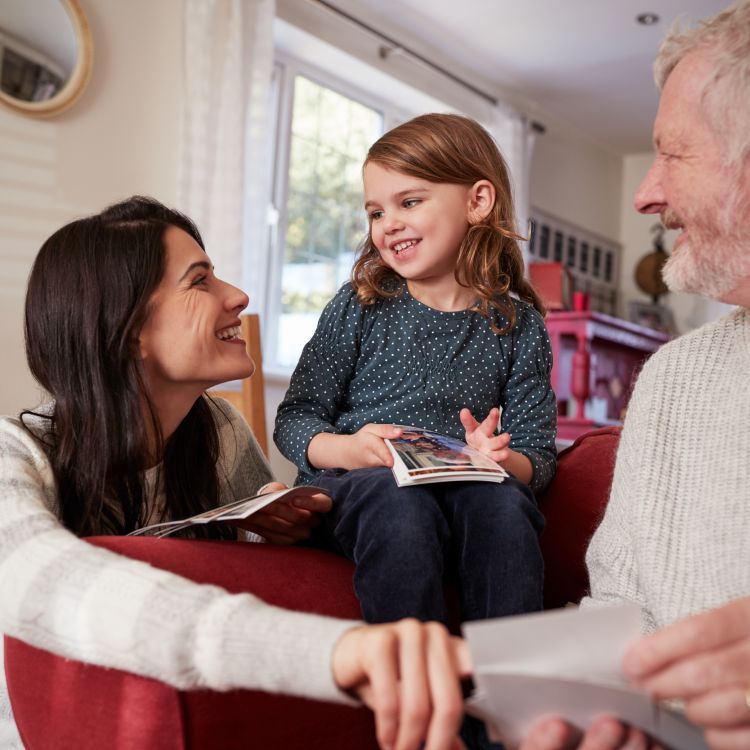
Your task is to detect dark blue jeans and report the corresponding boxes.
[314,466,545,625]
[315,467,537,750]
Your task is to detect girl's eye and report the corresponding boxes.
[403,198,420,208]
[369,210,384,221]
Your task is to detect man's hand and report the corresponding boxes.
[332,619,470,750]
[233,482,332,545]
[624,597,750,750]
[519,716,659,750]
[308,424,403,471]
[460,407,511,463]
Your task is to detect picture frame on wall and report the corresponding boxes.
[628,301,675,335]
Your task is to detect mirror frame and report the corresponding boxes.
[0,0,93,118]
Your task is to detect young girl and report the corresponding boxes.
[0,196,470,750]
[275,113,556,631]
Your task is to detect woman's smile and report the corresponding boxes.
[215,324,244,343]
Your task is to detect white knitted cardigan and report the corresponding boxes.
[582,307,750,632]
[0,400,358,748]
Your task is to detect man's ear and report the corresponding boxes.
[468,180,496,223]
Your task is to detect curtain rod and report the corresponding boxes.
[312,0,545,133]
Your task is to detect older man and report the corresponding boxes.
[522,2,750,749]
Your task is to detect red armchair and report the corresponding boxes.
[5,427,620,750]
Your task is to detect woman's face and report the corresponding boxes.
[138,225,254,401]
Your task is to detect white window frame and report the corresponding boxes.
[262,51,413,375]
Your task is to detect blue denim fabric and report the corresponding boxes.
[314,467,545,624]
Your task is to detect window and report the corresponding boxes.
[264,57,409,370]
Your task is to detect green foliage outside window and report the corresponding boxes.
[283,75,381,270]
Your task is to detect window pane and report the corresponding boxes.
[276,75,383,368]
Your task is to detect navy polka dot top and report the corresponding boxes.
[274,283,557,493]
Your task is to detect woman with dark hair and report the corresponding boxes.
[0,196,469,750]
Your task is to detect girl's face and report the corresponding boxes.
[138,225,253,401]
[364,162,474,292]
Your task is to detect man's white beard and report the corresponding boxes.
[661,198,750,300]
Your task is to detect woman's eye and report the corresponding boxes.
[191,275,209,287]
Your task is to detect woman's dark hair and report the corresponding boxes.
[23,196,234,539]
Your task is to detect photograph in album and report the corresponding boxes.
[385,426,509,487]
[128,486,324,538]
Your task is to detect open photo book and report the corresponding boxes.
[385,425,509,487]
[128,486,324,538]
[463,604,708,750]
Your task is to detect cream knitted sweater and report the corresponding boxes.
[582,307,750,632]
[0,399,358,748]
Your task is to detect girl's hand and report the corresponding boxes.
[233,482,332,545]
[332,619,470,750]
[460,408,511,463]
[346,424,403,469]
[308,425,403,471]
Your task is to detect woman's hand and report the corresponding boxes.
[233,482,332,544]
[624,597,750,750]
[308,425,403,471]
[332,619,470,750]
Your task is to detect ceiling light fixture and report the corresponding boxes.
[636,12,660,25]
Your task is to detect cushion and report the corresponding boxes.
[538,426,620,609]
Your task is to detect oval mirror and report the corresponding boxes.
[0,0,92,117]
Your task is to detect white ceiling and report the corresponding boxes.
[325,0,729,154]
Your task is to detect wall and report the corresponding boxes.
[530,126,623,243]
[619,152,732,333]
[0,0,183,416]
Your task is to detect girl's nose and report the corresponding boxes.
[384,212,405,234]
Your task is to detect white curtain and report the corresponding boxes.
[179,0,275,303]
[488,106,536,270]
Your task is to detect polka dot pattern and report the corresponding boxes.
[274,283,557,493]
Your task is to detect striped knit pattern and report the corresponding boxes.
[0,399,358,747]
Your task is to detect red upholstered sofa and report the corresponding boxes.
[5,427,620,750]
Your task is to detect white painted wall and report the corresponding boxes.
[619,152,732,334]
[0,0,183,418]
[530,126,623,242]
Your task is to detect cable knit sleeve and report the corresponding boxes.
[579,358,653,631]
[502,304,557,494]
[0,416,360,707]
[274,284,364,479]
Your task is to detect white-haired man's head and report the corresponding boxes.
[635,1,750,306]
[654,0,750,167]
